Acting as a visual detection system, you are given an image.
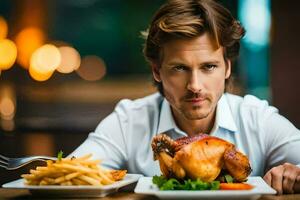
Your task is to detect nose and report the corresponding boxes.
[187,70,203,93]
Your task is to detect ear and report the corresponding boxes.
[225,59,231,79]
[151,62,161,82]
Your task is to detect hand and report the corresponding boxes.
[263,163,300,195]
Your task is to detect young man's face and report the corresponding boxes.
[152,33,231,121]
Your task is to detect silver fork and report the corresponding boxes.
[0,154,57,170]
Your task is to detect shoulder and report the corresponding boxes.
[114,92,163,118]
[225,93,277,113]
[94,92,163,135]
[224,93,279,126]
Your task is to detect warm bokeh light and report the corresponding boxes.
[0,97,15,120]
[0,16,8,39]
[32,44,61,72]
[0,84,16,131]
[29,44,61,81]
[57,46,81,74]
[15,27,45,69]
[0,85,16,121]
[1,119,15,132]
[0,39,17,70]
[29,65,53,81]
[76,55,106,81]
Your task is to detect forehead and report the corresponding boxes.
[161,33,223,61]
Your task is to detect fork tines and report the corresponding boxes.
[0,155,8,169]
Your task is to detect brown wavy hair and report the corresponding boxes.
[142,0,245,95]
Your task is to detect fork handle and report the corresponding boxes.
[26,156,57,160]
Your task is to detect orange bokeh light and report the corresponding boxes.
[0,16,8,39]
[28,44,61,81]
[29,65,53,81]
[32,44,61,73]
[0,85,16,122]
[0,97,15,120]
[57,46,81,74]
[0,39,17,70]
[15,27,45,69]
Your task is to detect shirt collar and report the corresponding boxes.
[215,94,237,132]
[157,98,177,134]
[157,93,237,135]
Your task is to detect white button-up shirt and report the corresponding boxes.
[70,92,300,176]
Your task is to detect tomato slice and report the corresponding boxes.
[220,183,254,190]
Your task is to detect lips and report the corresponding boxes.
[185,97,206,103]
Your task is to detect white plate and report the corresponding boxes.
[134,176,276,200]
[2,174,142,197]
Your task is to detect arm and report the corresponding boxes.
[69,112,128,169]
[262,112,300,194]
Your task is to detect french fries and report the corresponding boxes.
[21,154,127,186]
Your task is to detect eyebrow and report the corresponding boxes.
[166,60,221,66]
[200,61,221,66]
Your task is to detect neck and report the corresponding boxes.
[172,108,216,137]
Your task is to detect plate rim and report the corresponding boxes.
[2,173,143,191]
[134,176,277,196]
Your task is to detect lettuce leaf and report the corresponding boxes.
[152,175,220,190]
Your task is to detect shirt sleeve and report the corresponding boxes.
[262,109,300,171]
[69,111,128,170]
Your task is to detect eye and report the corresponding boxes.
[203,64,217,71]
[173,65,186,72]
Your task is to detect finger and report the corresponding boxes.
[263,171,272,186]
[282,164,297,194]
[271,166,284,195]
[293,175,300,193]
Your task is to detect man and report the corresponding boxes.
[71,0,300,194]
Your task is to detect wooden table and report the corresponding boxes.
[1,188,300,200]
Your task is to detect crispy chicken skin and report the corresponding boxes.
[151,134,252,182]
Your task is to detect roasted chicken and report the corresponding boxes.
[151,134,251,182]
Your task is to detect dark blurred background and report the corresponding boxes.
[0,0,299,184]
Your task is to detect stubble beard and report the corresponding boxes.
[164,89,215,121]
[179,101,215,120]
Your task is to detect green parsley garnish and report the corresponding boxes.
[224,174,234,183]
[57,150,64,161]
[152,175,220,190]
